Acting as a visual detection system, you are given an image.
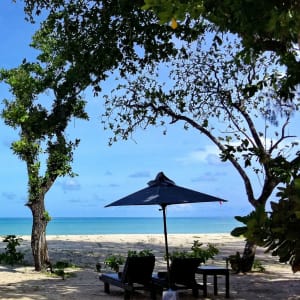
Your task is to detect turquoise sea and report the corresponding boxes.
[0,217,239,235]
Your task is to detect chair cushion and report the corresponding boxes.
[121,255,155,285]
[170,257,202,285]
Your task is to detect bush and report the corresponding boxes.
[127,249,154,257]
[253,259,266,272]
[0,235,24,265]
[104,249,154,272]
[104,254,125,272]
[51,261,76,279]
[191,240,219,262]
[169,240,219,263]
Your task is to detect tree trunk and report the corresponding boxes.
[240,240,256,272]
[30,201,50,271]
[229,240,256,273]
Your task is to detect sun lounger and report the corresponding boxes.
[152,257,203,297]
[99,255,156,300]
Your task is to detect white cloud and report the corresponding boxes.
[61,179,81,192]
[129,171,151,178]
[2,192,17,200]
[177,145,221,165]
[179,135,300,167]
[167,203,193,214]
[191,171,227,183]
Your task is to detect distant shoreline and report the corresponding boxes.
[0,216,236,219]
[0,216,239,235]
[18,232,233,237]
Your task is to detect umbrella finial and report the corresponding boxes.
[148,172,175,187]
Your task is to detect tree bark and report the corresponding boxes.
[30,200,50,271]
[229,240,257,273]
[241,240,256,272]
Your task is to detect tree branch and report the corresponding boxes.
[154,104,258,207]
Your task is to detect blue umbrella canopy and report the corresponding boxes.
[105,172,227,289]
[105,172,227,208]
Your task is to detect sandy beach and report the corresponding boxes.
[0,233,299,299]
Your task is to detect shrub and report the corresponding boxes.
[50,261,76,279]
[253,259,266,272]
[127,249,154,257]
[169,240,219,263]
[0,235,24,266]
[104,254,125,272]
[191,240,219,262]
[104,249,154,272]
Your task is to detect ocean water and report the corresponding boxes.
[0,217,239,236]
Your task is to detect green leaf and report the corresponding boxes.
[231,226,247,237]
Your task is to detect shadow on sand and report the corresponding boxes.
[0,238,300,299]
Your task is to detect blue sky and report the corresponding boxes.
[0,1,299,219]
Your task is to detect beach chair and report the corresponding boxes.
[152,257,203,297]
[99,255,156,300]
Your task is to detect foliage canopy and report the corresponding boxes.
[142,0,300,100]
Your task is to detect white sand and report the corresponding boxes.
[0,234,299,299]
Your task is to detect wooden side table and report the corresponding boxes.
[196,265,230,298]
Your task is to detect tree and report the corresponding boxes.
[142,0,300,100]
[0,62,88,271]
[102,29,300,223]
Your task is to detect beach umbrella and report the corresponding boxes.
[105,172,227,292]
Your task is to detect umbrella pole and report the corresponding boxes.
[161,205,171,289]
